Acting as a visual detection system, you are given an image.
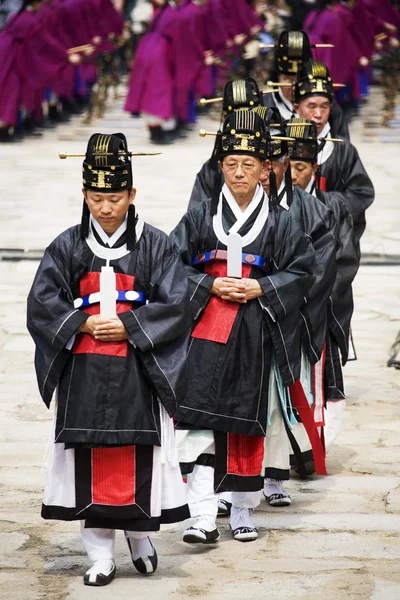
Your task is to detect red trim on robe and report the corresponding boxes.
[289,380,327,475]
[227,432,264,477]
[191,261,251,344]
[73,272,134,357]
[319,175,327,191]
[92,446,136,506]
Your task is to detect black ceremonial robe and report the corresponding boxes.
[27,219,191,528]
[288,187,337,365]
[316,189,359,398]
[170,191,316,437]
[318,138,374,255]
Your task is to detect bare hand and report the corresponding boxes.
[234,33,247,46]
[68,53,81,65]
[211,277,262,303]
[79,315,128,341]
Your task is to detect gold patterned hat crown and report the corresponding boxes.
[220,110,267,161]
[294,60,334,103]
[275,31,312,75]
[82,133,132,191]
[286,118,319,162]
[222,78,262,113]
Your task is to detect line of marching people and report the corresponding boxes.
[27,50,376,584]
[0,0,125,142]
[124,0,264,144]
[183,28,374,527]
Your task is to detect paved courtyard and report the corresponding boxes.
[0,86,399,600]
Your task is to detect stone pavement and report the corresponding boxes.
[0,87,400,600]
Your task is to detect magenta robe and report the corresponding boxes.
[0,10,39,125]
[124,4,179,120]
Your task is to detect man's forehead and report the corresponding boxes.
[303,96,330,105]
[224,154,261,162]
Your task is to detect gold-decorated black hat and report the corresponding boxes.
[219,110,267,161]
[294,60,334,104]
[222,78,262,113]
[275,31,312,75]
[286,118,319,162]
[83,133,133,191]
[252,106,289,160]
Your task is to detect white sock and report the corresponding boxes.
[127,536,154,561]
[86,558,114,576]
[193,515,217,532]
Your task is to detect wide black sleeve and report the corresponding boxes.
[188,159,220,210]
[330,100,350,140]
[327,142,374,252]
[170,205,215,319]
[323,193,359,362]
[258,209,317,320]
[27,248,88,353]
[27,238,89,407]
[119,235,190,353]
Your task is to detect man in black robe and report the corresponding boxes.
[171,111,317,543]
[263,30,350,140]
[256,110,337,500]
[293,59,375,257]
[27,133,190,587]
[286,117,360,459]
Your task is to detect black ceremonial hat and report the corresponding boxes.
[220,110,267,161]
[252,106,288,159]
[294,60,334,104]
[286,118,319,162]
[222,78,262,113]
[275,30,312,75]
[82,133,133,192]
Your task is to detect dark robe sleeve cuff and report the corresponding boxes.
[52,309,89,351]
[119,310,153,352]
[258,276,287,321]
[189,274,214,319]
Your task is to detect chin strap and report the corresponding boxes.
[126,204,137,251]
[80,199,90,240]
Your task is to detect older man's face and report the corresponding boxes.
[295,96,331,134]
[219,155,263,202]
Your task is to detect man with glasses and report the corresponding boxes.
[171,110,317,544]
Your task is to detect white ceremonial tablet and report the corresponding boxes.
[227,232,242,278]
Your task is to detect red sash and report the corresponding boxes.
[191,261,251,344]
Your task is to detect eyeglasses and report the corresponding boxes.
[224,161,259,173]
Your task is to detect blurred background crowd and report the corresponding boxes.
[0,0,399,143]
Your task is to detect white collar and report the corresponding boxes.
[317,122,335,166]
[304,176,316,196]
[86,214,144,260]
[277,180,288,209]
[213,183,268,248]
[222,182,263,225]
[91,214,127,248]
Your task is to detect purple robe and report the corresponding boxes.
[0,10,38,125]
[125,4,178,120]
[173,1,210,123]
[304,8,361,86]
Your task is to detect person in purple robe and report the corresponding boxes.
[125,0,182,144]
